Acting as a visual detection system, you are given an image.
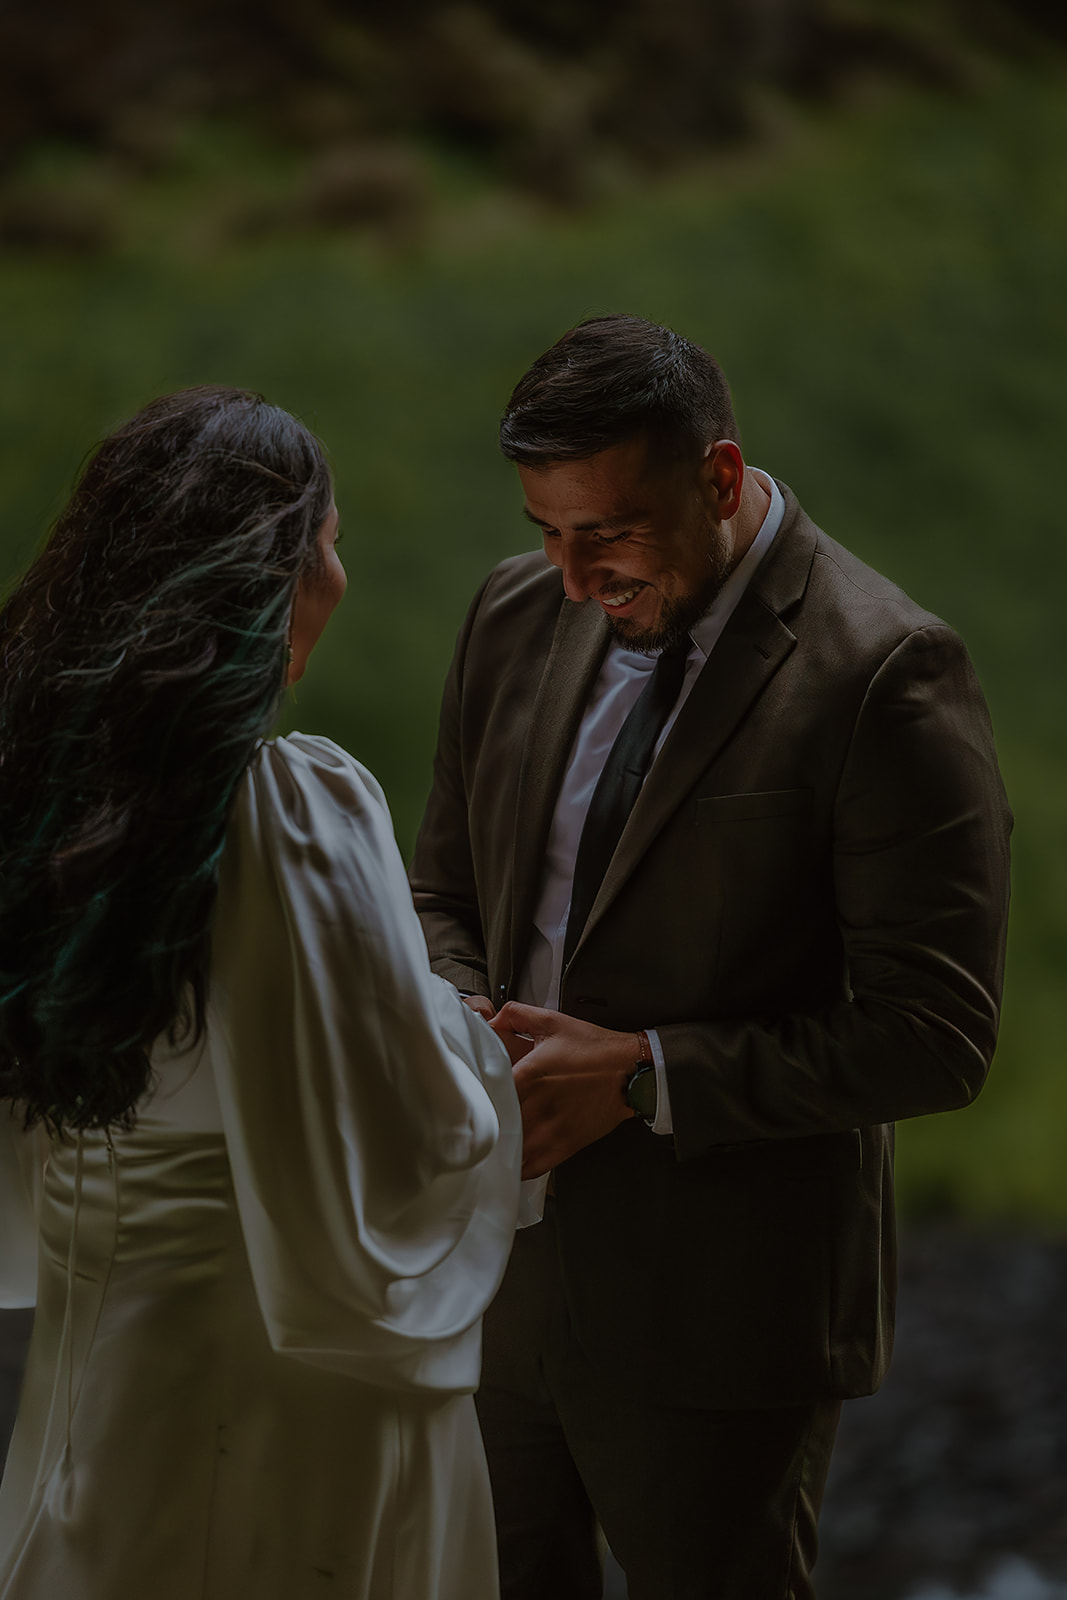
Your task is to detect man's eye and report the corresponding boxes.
[597,531,630,545]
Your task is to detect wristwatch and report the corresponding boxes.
[626,1031,657,1123]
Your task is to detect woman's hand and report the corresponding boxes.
[459,994,497,1022]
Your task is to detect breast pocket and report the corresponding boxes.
[694,788,812,824]
[691,789,819,996]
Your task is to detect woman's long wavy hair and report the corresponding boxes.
[0,386,332,1133]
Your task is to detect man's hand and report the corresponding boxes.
[460,993,497,1021]
[489,1002,636,1179]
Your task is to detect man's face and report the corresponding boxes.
[518,435,736,652]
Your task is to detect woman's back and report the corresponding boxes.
[0,735,520,1599]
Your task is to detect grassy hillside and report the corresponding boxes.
[1,65,1063,1217]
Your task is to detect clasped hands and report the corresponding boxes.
[462,995,636,1179]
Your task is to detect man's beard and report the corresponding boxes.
[605,522,732,653]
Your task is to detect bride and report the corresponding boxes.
[0,387,521,1599]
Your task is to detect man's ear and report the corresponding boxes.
[700,440,745,521]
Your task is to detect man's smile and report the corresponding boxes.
[599,582,647,610]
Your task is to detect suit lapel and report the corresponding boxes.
[505,595,611,985]
[576,492,819,955]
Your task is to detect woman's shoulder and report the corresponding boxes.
[232,733,395,861]
[248,732,387,813]
[254,732,383,796]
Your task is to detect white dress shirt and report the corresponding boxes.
[513,472,784,1222]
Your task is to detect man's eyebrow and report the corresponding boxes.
[521,507,644,532]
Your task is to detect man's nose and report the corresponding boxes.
[559,542,603,603]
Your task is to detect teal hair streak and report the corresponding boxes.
[0,386,332,1132]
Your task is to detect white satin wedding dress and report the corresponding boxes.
[0,734,521,1599]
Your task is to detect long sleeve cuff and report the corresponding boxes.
[645,1029,674,1135]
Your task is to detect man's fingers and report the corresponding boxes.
[497,1031,536,1068]
[517,1114,562,1180]
[487,1004,543,1066]
[492,1000,558,1038]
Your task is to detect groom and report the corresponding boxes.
[411,315,1011,1598]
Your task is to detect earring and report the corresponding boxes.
[286,637,294,667]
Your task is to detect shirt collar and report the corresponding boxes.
[688,468,783,661]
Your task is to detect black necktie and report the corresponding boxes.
[563,637,691,967]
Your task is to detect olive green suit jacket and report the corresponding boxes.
[410,484,1011,1408]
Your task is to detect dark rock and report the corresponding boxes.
[818,1226,1067,1600]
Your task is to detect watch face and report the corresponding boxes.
[627,1065,657,1118]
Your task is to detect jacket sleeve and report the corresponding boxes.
[409,580,495,998]
[659,625,1012,1161]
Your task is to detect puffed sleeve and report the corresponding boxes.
[0,1109,46,1308]
[209,733,521,1392]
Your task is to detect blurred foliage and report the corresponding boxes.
[0,20,1064,1218]
[1,0,1066,250]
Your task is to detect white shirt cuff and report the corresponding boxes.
[516,1174,550,1227]
[645,1028,673,1135]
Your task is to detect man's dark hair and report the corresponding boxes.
[499,314,739,466]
